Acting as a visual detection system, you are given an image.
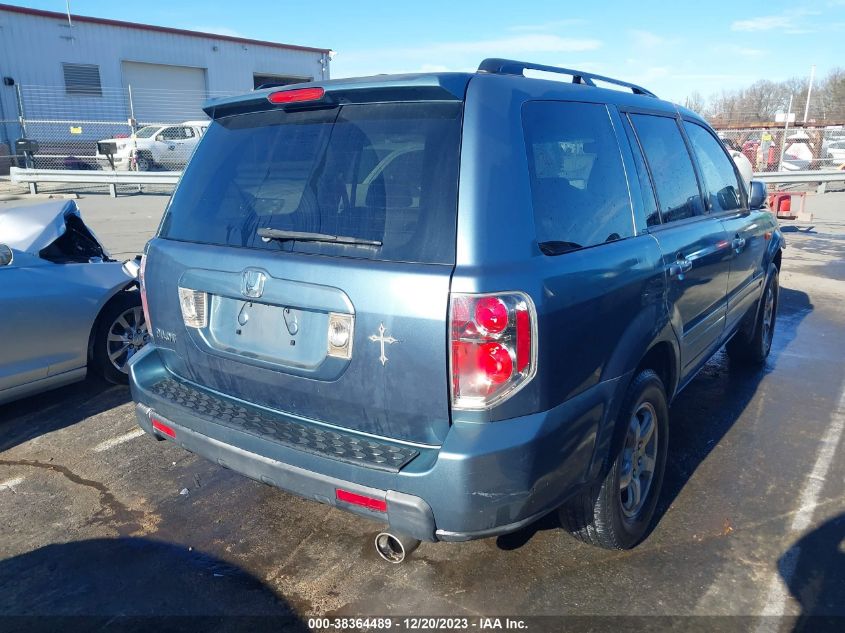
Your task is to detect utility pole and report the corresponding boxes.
[778,94,794,172]
[803,64,816,123]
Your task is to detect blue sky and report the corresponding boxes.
[13,0,845,101]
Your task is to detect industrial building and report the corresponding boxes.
[0,2,331,169]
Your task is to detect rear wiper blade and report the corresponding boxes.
[257,228,382,247]
[538,240,582,255]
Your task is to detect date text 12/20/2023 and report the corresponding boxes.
[307,617,528,630]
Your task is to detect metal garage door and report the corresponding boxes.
[121,61,208,123]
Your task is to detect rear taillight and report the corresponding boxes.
[139,254,151,332]
[450,292,537,409]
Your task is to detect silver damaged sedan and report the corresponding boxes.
[0,200,148,405]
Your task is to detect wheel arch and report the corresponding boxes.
[86,282,138,364]
[636,340,678,402]
[588,327,680,482]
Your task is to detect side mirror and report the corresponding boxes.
[0,244,13,267]
[749,180,767,210]
[155,134,164,142]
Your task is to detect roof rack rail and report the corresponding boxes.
[477,58,657,98]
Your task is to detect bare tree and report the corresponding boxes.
[688,68,844,126]
[683,90,705,114]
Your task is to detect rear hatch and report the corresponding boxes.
[144,87,464,446]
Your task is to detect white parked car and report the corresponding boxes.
[95,120,208,171]
[823,139,845,167]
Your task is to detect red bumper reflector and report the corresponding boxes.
[151,418,176,438]
[335,489,387,513]
[267,87,325,104]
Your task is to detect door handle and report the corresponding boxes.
[732,236,747,252]
[669,256,693,278]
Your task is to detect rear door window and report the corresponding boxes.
[683,121,744,212]
[522,101,634,254]
[159,102,462,264]
[629,114,704,223]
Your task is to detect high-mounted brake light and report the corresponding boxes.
[336,489,387,513]
[267,87,325,104]
[450,292,537,409]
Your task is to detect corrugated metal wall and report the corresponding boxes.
[0,7,329,143]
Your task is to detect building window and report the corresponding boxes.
[253,73,311,90]
[62,63,102,96]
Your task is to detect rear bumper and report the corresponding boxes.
[129,346,621,542]
[94,153,131,170]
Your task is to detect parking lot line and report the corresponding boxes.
[756,378,845,625]
[93,427,146,453]
[0,476,24,491]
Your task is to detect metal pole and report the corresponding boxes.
[803,65,816,123]
[778,94,793,172]
[127,83,136,132]
[14,83,26,137]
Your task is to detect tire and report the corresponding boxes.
[560,369,669,549]
[726,266,779,365]
[92,291,148,384]
[134,152,154,172]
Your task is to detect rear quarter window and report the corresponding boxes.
[522,101,634,254]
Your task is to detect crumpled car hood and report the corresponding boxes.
[0,200,108,256]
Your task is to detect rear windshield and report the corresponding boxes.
[159,101,462,264]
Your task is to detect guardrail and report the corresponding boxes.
[10,166,181,197]
[9,166,845,199]
[753,169,845,194]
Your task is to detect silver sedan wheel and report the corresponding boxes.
[106,306,148,374]
[619,401,659,519]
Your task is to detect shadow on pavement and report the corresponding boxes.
[783,513,845,633]
[0,377,130,453]
[654,285,813,529]
[497,285,814,550]
[0,537,308,631]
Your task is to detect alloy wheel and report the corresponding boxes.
[619,401,659,519]
[106,306,148,374]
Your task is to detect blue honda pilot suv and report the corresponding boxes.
[130,59,783,561]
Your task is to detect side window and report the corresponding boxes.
[630,114,703,223]
[621,115,660,227]
[522,101,634,253]
[159,127,179,141]
[181,127,196,139]
[683,122,743,212]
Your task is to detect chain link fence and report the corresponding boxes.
[1,84,240,173]
[713,125,845,172]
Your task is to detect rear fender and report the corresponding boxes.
[587,319,679,482]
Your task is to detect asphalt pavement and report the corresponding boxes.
[1,190,843,631]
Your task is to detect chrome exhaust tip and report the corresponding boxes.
[374,531,420,563]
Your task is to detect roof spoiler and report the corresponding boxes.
[203,74,470,119]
